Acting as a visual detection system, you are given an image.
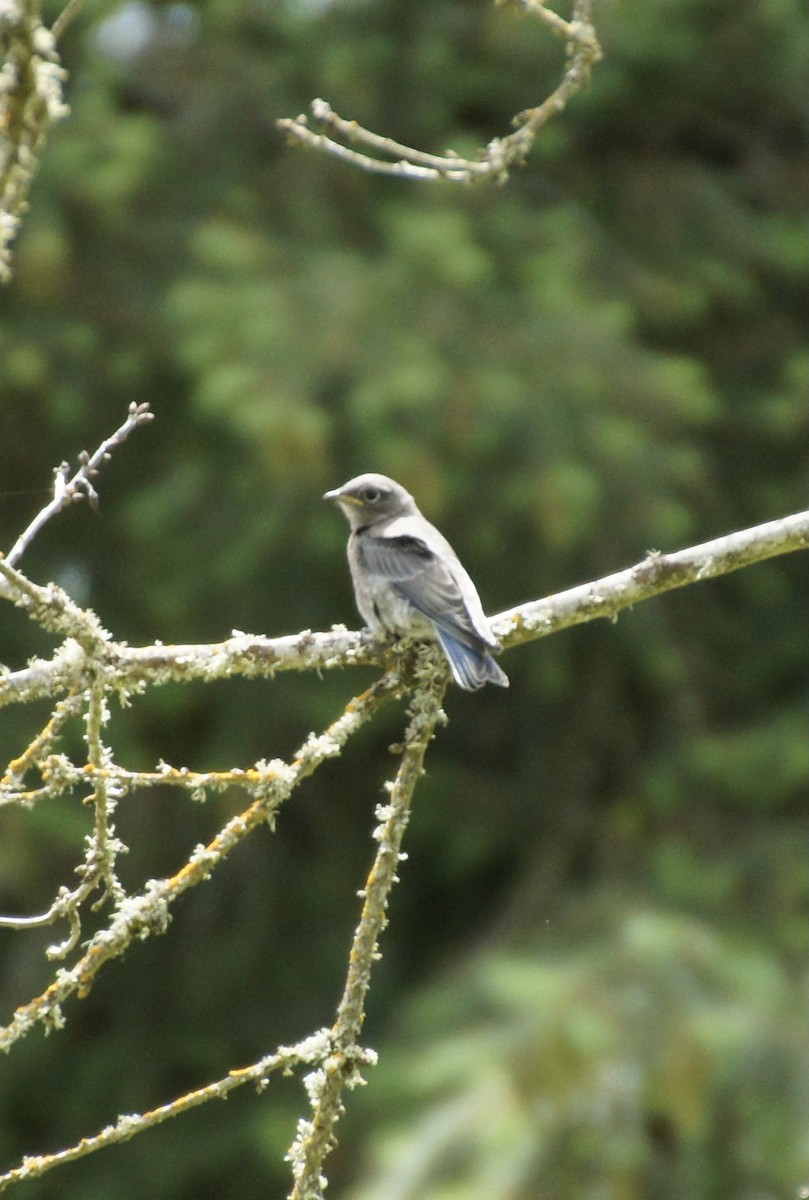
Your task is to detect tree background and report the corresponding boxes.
[0,0,807,1197]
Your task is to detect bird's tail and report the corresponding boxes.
[436,629,509,691]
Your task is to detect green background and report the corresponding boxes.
[1,0,807,1196]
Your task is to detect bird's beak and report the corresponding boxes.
[323,488,361,507]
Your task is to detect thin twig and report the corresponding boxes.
[278,1,601,184]
[0,878,96,960]
[279,101,493,182]
[51,0,86,41]
[0,688,84,792]
[80,673,126,917]
[0,675,400,1054]
[0,553,112,651]
[4,402,153,569]
[0,1032,337,1193]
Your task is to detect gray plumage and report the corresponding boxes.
[323,473,508,691]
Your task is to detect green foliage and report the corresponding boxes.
[1,0,807,1196]
[344,909,806,1199]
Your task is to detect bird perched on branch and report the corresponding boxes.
[324,473,508,691]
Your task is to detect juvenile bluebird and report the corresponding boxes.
[324,473,508,691]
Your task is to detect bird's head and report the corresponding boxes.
[323,473,417,528]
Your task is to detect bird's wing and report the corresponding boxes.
[357,528,492,650]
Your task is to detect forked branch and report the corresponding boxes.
[0,407,807,1200]
[278,0,601,183]
[3,402,153,570]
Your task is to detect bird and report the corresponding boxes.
[323,473,508,691]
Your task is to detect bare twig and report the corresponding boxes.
[3,402,153,569]
[0,879,96,959]
[50,0,86,41]
[278,1,601,184]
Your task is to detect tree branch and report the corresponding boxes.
[0,673,400,1050]
[288,666,448,1198]
[3,401,153,570]
[278,0,601,184]
[0,408,806,1198]
[0,1031,339,1193]
[0,0,68,282]
[495,508,809,647]
[3,508,805,714]
[50,0,86,42]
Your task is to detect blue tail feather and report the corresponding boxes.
[435,629,509,691]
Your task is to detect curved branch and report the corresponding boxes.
[278,0,601,184]
[50,0,86,41]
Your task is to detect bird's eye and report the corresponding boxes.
[361,486,381,503]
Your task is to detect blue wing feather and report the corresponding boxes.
[356,530,508,690]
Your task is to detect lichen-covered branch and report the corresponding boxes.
[0,0,68,281]
[278,1,601,184]
[495,508,809,647]
[287,664,448,1200]
[3,508,806,715]
[0,1030,336,1193]
[1,408,807,1197]
[0,673,399,1053]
